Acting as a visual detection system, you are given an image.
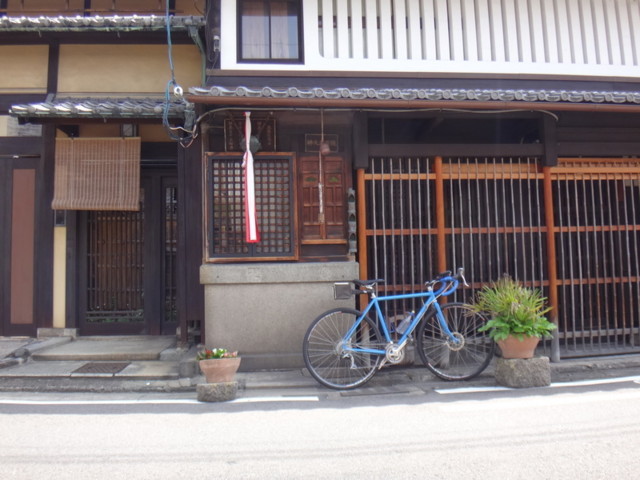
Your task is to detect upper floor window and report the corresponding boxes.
[238,0,302,63]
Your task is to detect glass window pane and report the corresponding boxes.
[240,1,270,60]
[239,0,300,61]
[270,1,299,59]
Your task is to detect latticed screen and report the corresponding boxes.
[207,153,295,259]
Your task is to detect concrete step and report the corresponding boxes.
[31,336,178,362]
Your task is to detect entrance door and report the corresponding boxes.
[0,154,39,337]
[78,171,177,335]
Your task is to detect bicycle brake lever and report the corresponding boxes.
[457,268,470,287]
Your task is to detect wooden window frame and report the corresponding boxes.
[204,152,298,262]
[237,0,304,64]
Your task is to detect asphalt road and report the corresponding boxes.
[1,376,640,479]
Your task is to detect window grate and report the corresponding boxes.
[207,153,296,260]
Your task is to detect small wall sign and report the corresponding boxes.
[305,134,338,153]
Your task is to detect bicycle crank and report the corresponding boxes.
[385,343,406,364]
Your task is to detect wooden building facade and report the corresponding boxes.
[2,0,640,365]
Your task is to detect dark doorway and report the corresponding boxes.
[78,170,178,335]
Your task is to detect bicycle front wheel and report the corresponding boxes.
[303,308,383,390]
[416,302,495,381]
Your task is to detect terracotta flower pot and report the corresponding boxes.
[199,357,241,383]
[497,335,540,359]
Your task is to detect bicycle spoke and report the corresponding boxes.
[417,303,495,380]
[303,308,383,389]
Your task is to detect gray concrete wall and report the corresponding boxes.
[200,262,359,370]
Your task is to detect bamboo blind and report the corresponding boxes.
[52,137,141,211]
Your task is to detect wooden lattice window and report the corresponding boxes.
[205,153,297,261]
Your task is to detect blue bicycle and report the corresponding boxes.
[303,268,495,389]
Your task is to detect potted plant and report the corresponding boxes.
[469,276,556,359]
[196,347,241,383]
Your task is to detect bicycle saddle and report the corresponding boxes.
[352,279,385,288]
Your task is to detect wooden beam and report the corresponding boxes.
[434,156,447,274]
[542,114,558,166]
[369,143,544,157]
[352,111,369,168]
[356,167,368,307]
[543,166,560,362]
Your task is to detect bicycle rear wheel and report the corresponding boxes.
[303,308,383,390]
[416,302,495,381]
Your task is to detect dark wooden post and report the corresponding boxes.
[434,156,447,274]
[543,165,560,362]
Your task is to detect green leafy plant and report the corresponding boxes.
[196,348,238,360]
[469,276,556,341]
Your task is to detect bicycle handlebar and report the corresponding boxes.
[351,268,469,296]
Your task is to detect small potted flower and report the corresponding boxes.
[196,347,241,383]
[468,276,556,359]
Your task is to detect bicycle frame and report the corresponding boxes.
[342,282,459,357]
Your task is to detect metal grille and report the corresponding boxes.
[364,157,436,321]
[72,362,130,375]
[86,205,145,324]
[551,159,640,355]
[362,156,546,323]
[443,157,547,293]
[360,155,640,358]
[208,154,295,259]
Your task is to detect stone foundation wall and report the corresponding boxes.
[200,262,359,370]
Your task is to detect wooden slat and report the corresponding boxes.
[555,0,573,63]
[336,0,349,59]
[407,0,423,60]
[366,226,549,236]
[618,0,635,65]
[393,0,408,60]
[422,0,438,60]
[552,167,640,175]
[605,0,623,65]
[592,0,610,64]
[365,0,379,59]
[629,0,640,65]
[544,0,559,63]
[435,0,451,60]
[501,0,518,62]
[461,0,479,61]
[557,276,640,286]
[448,0,464,60]
[475,0,492,61]
[554,224,640,234]
[489,0,506,62]
[379,0,393,59]
[363,172,433,181]
[351,0,364,60]
[580,0,598,63]
[528,0,546,62]
[566,0,584,63]
[321,0,334,58]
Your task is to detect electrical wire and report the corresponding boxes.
[163,0,196,146]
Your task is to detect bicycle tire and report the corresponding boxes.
[303,308,383,390]
[416,302,495,381]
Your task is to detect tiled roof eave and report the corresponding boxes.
[0,15,204,32]
[188,85,640,109]
[9,96,188,121]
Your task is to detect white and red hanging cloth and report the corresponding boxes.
[243,111,260,243]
